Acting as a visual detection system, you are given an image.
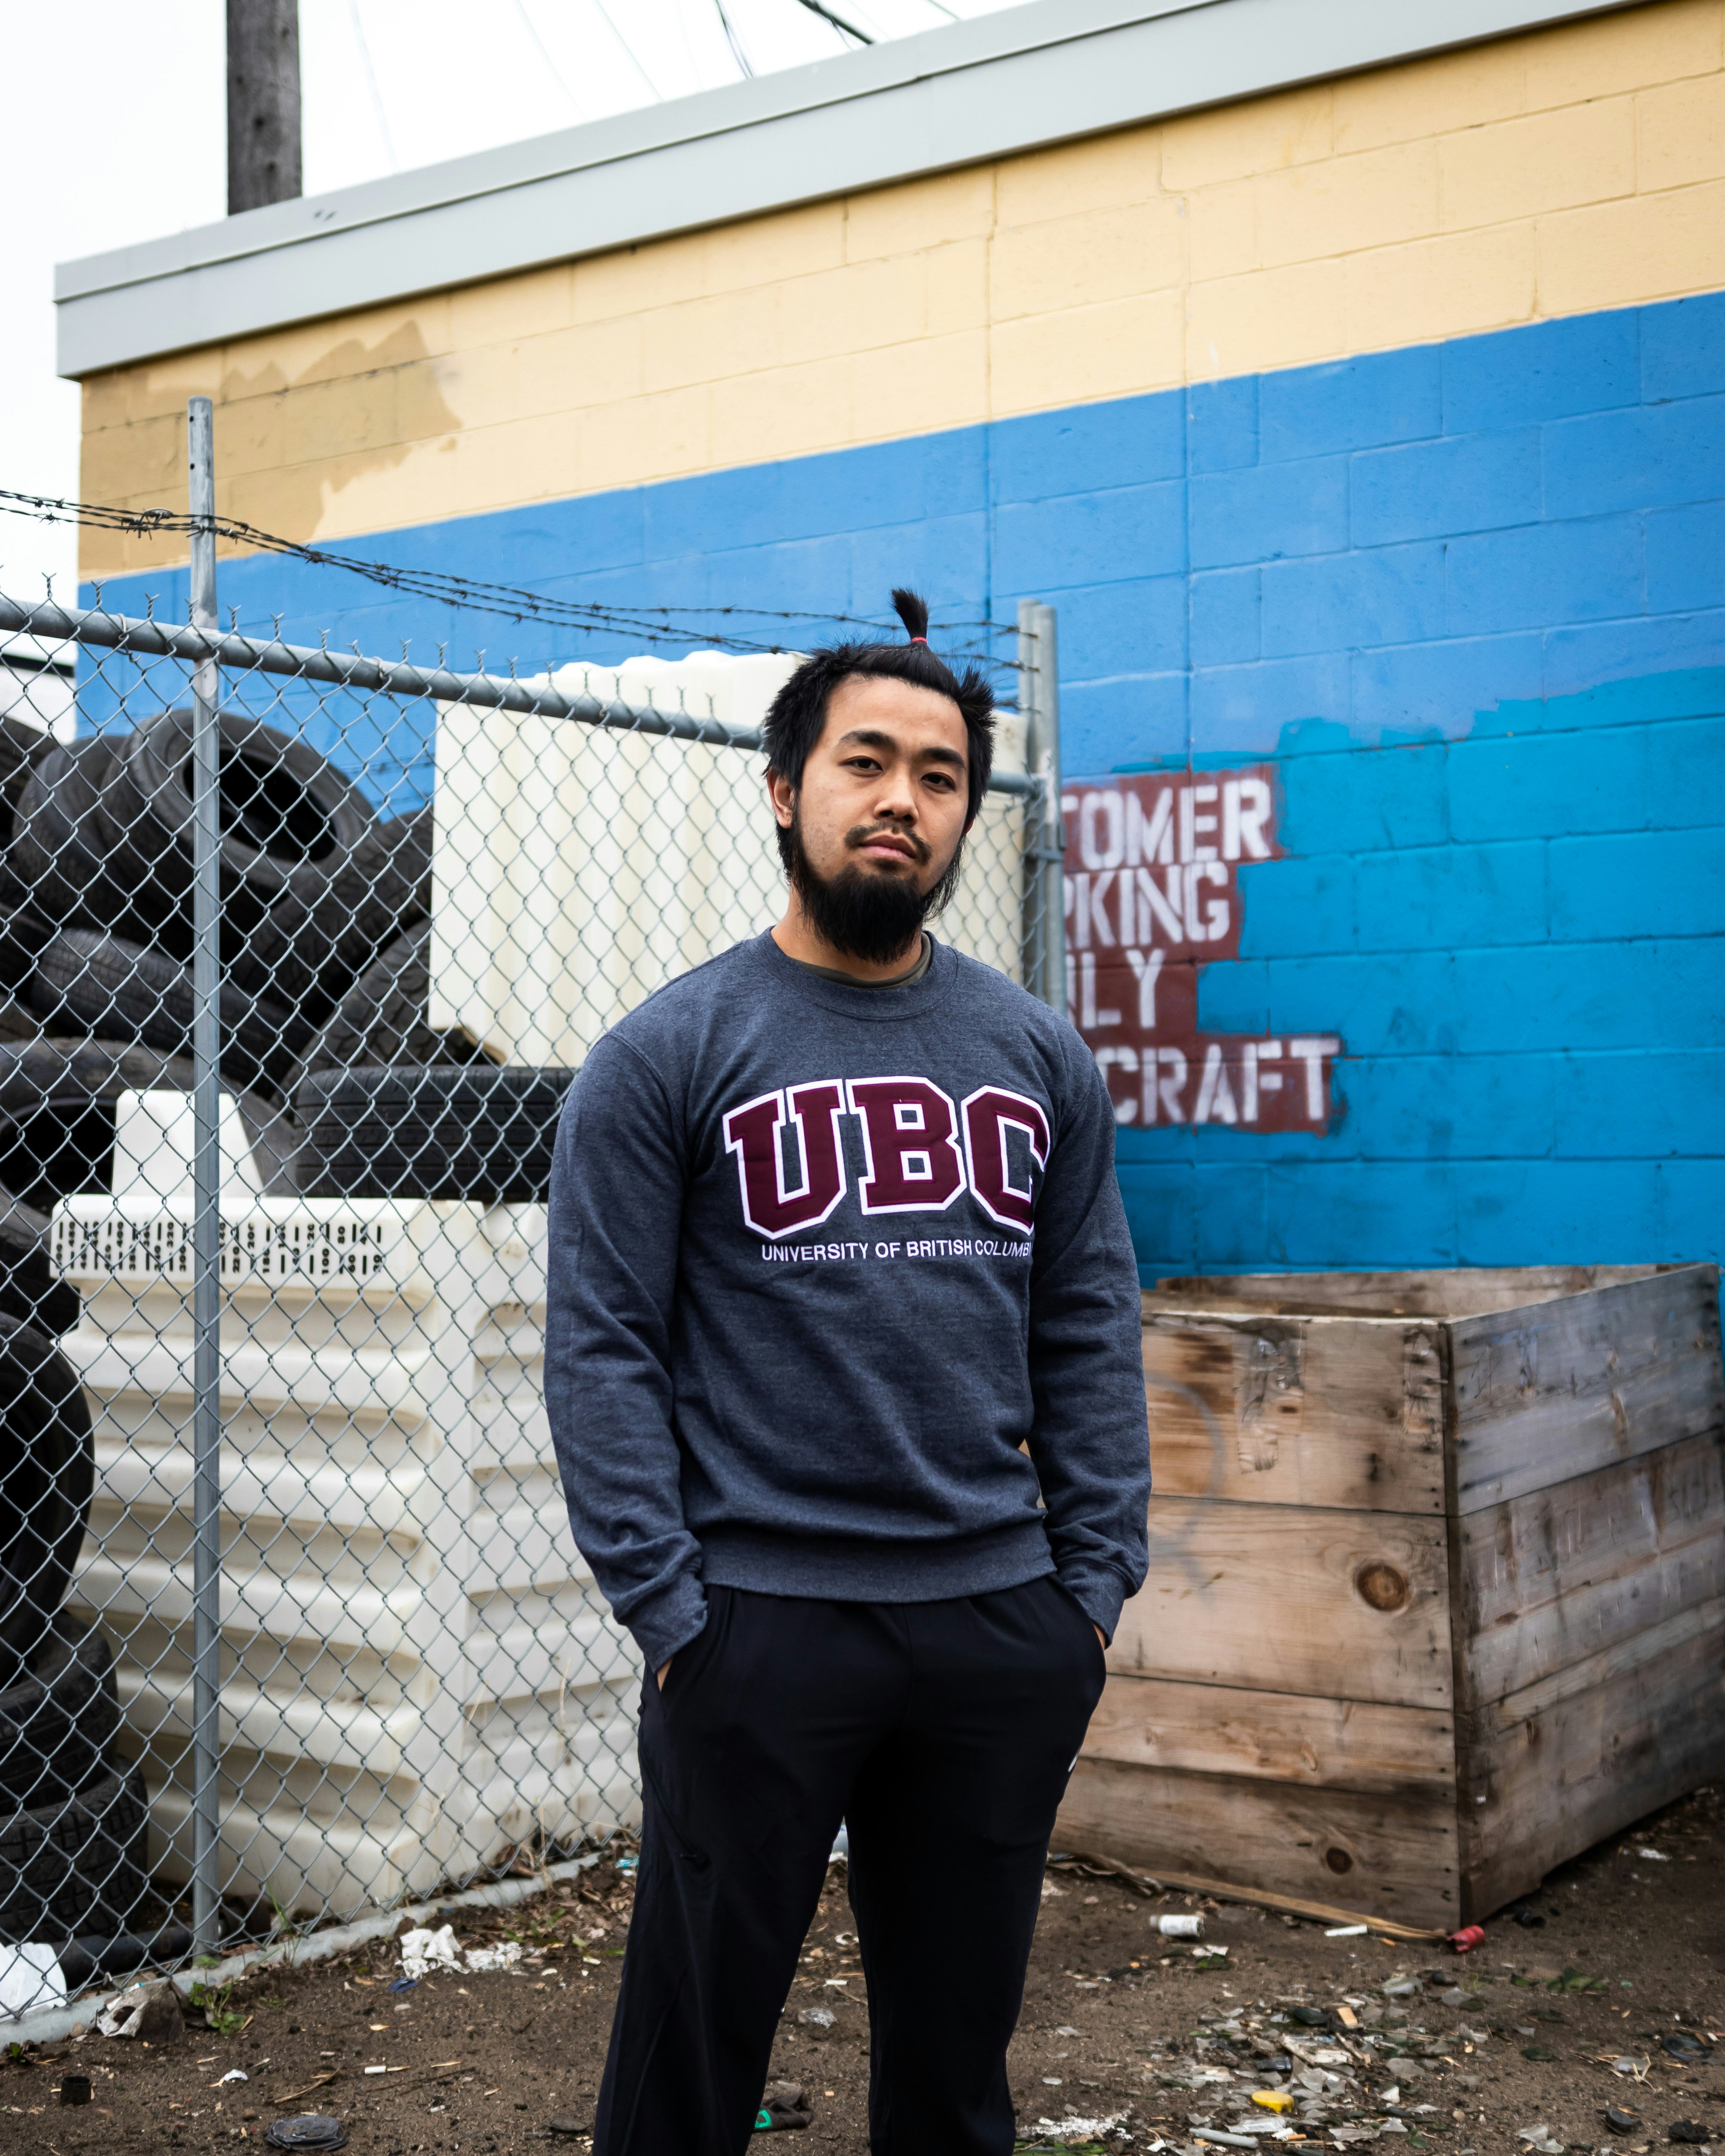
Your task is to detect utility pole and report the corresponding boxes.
[228,0,302,213]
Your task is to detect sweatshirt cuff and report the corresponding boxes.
[1058,1569,1127,1648]
[627,1576,709,1673]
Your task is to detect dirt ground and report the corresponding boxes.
[6,1782,1721,2155]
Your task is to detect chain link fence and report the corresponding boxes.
[0,401,1062,2024]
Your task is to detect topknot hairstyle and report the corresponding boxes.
[760,589,996,827]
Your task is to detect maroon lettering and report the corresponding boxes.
[846,1077,965,1215]
[961,1087,1051,1232]
[1063,766,1346,1134]
[723,1081,848,1239]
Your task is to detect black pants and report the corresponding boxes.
[594,1574,1106,2156]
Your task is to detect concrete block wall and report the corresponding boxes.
[74,1,1725,578]
[61,3,1725,1283]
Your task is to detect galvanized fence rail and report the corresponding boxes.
[0,401,1063,2023]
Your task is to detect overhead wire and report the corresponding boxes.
[711,0,756,76]
[791,0,873,42]
[344,0,400,172]
[587,0,667,99]
[509,0,587,118]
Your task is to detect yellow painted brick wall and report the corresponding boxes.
[80,0,1725,577]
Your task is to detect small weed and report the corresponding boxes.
[190,1977,247,2036]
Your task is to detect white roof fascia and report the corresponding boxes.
[56,0,1631,377]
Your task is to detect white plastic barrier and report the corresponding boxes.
[429,651,1028,1069]
[52,1090,639,1919]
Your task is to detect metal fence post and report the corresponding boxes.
[1018,600,1066,1015]
[187,396,224,1953]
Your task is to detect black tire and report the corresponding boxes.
[97,708,378,954]
[0,1188,80,1339]
[8,736,127,936]
[28,931,315,1098]
[0,1614,119,1811]
[0,897,56,1001]
[0,1321,95,1654]
[0,1036,196,1214]
[229,803,433,1023]
[294,919,489,1084]
[294,1064,574,1203]
[0,716,56,848]
[0,1761,149,1944]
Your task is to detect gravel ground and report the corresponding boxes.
[5,1782,1721,2154]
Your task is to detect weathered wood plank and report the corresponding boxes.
[1057,1757,1462,1932]
[1456,1596,1725,1921]
[1449,1264,1723,1514]
[1115,1498,1452,1708]
[1082,1671,1455,1799]
[1146,1267,1677,1321]
[1457,1431,1725,1709]
[1142,1313,1446,1513]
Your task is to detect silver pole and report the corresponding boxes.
[1018,600,1066,1014]
[186,397,224,1955]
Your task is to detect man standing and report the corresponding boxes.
[545,590,1150,2156]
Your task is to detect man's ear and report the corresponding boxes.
[767,766,797,831]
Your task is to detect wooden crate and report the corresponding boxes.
[1056,1264,1725,1930]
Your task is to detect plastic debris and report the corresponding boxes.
[1608,2109,1643,2133]
[1251,2091,1294,2113]
[1449,1927,1487,1953]
[398,1923,522,1978]
[59,2073,92,2106]
[219,2068,249,2084]
[796,2007,836,2031]
[399,1924,463,1976]
[754,2079,812,2130]
[1325,1924,1368,1938]
[1637,1849,1672,1862]
[0,1943,66,2019]
[387,1975,418,1995]
[264,2116,350,2152]
[97,1979,183,2042]
[1516,2128,1564,2155]
[1034,2112,1130,2144]
[1156,1913,1205,1938]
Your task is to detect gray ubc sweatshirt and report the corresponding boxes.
[543,931,1151,1671]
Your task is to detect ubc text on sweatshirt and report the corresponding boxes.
[544,931,1151,1670]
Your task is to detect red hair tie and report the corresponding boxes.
[909,636,927,645]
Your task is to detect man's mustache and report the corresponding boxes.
[845,822,931,866]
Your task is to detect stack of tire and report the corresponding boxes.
[0,1212,147,1947]
[0,704,572,1963]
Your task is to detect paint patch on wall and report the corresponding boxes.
[1064,768,1342,1132]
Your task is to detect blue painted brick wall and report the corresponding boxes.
[82,292,1725,1283]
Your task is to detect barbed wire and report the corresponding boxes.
[0,486,1017,663]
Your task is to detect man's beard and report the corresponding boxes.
[780,812,964,967]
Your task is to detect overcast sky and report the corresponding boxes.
[0,0,1010,604]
